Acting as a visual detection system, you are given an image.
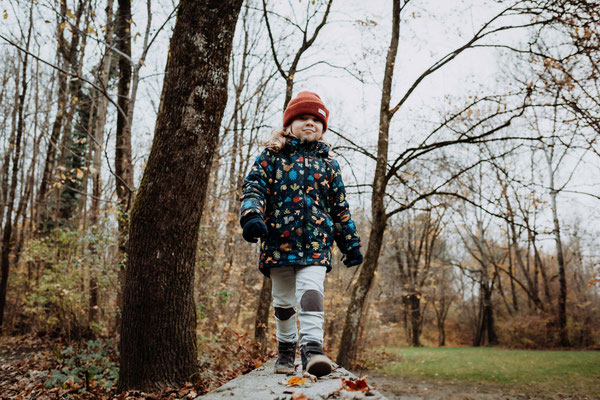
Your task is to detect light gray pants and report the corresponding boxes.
[270,265,326,347]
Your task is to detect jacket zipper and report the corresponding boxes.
[301,148,309,265]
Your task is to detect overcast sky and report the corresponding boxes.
[1,0,598,255]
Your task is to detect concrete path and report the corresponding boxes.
[196,358,387,400]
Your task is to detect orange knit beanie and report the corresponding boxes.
[283,91,329,132]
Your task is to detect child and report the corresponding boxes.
[239,91,363,377]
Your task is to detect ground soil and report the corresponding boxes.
[2,337,596,400]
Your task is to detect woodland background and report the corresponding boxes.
[0,0,599,396]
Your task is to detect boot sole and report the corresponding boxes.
[306,355,332,377]
[274,364,295,374]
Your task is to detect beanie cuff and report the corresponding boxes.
[283,102,328,130]
[283,91,329,132]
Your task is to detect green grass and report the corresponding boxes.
[374,347,600,395]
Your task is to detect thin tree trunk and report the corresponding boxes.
[118,0,242,391]
[89,0,114,327]
[484,282,498,345]
[254,276,272,355]
[505,195,544,311]
[438,322,446,346]
[408,293,421,347]
[115,0,134,226]
[434,295,450,347]
[506,221,519,312]
[0,63,20,233]
[546,165,569,346]
[337,0,400,369]
[531,230,552,304]
[36,0,80,230]
[0,7,32,329]
[114,0,135,332]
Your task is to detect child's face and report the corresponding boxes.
[289,114,324,142]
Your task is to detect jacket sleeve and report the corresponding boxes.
[328,159,361,253]
[240,149,274,226]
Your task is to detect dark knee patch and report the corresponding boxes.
[300,290,324,312]
[274,307,295,320]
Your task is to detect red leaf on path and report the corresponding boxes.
[340,376,370,392]
[291,393,309,399]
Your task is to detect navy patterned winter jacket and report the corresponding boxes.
[240,137,361,277]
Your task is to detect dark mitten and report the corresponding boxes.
[343,247,363,267]
[242,215,268,243]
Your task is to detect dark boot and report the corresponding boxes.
[274,341,296,374]
[300,341,332,377]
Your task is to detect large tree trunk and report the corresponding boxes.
[117,0,242,391]
[336,0,399,369]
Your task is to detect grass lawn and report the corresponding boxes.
[373,347,600,397]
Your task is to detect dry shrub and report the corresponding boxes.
[497,314,557,349]
[567,304,600,348]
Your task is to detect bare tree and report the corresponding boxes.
[0,1,33,330]
[36,0,87,230]
[336,0,579,367]
[88,0,115,326]
[392,209,446,347]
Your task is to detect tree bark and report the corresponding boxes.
[114,0,134,248]
[117,0,242,391]
[113,0,136,333]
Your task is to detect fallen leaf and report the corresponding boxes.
[340,376,370,392]
[287,376,308,386]
[291,393,310,399]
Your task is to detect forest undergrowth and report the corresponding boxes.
[0,331,270,399]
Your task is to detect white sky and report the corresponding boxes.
[1,0,598,257]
